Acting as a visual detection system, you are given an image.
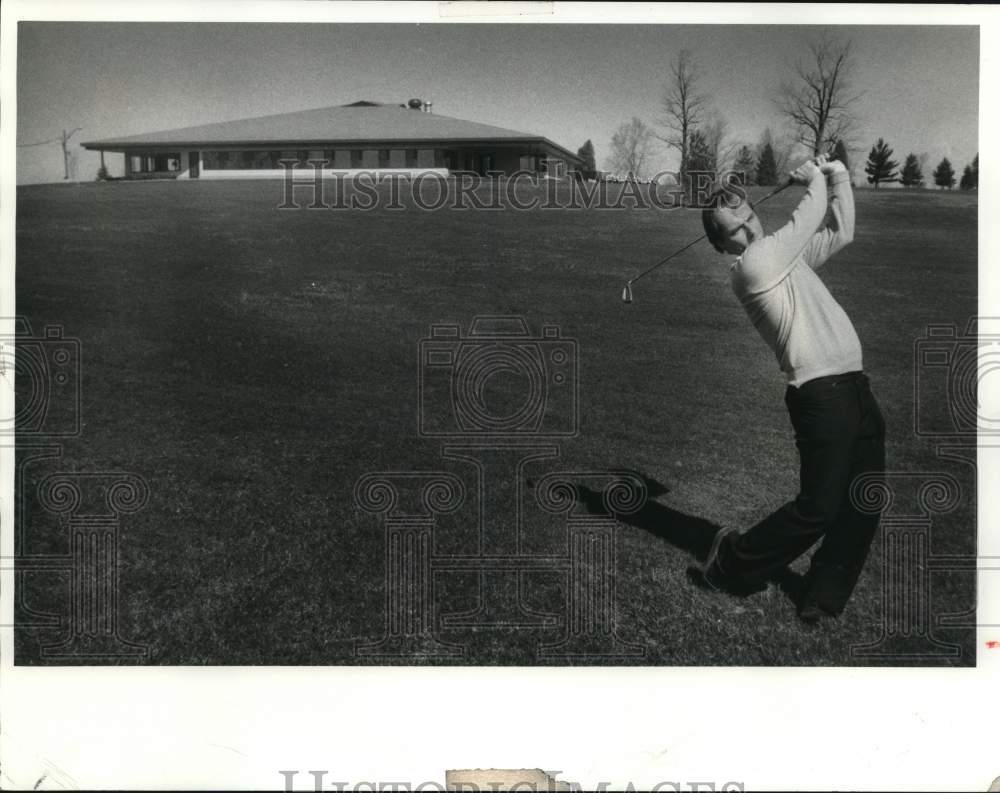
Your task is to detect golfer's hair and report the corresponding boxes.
[701,186,750,254]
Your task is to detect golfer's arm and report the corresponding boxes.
[742,171,827,289]
[826,170,855,251]
[804,170,855,269]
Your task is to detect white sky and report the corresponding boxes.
[16,22,978,183]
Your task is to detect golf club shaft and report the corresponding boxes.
[627,145,839,287]
[628,180,793,286]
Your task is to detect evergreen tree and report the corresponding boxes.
[686,129,715,173]
[960,164,975,190]
[899,153,923,188]
[832,139,850,173]
[731,145,756,185]
[972,153,979,188]
[576,140,597,179]
[864,138,898,189]
[755,141,778,186]
[933,157,956,190]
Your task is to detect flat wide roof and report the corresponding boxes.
[81,101,583,163]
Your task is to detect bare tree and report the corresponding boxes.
[606,117,656,179]
[701,114,738,175]
[61,128,83,180]
[656,50,709,185]
[775,36,863,156]
[17,126,83,180]
[758,127,798,178]
[65,150,79,181]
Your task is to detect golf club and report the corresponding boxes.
[622,148,838,303]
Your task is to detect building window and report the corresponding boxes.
[405,149,418,168]
[378,149,391,168]
[204,151,264,170]
[350,149,364,168]
[202,151,220,170]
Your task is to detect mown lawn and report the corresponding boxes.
[14,178,978,665]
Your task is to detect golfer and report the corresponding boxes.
[694,154,886,624]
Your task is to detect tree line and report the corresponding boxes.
[863,138,977,190]
[592,35,977,194]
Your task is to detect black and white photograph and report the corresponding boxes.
[2,2,998,790]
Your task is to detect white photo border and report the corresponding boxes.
[1,2,997,790]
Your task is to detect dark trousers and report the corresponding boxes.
[719,371,886,614]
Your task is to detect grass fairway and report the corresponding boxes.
[15,179,977,665]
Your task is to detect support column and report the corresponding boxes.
[535,471,646,659]
[849,472,962,660]
[354,472,465,658]
[36,472,150,660]
[438,445,561,629]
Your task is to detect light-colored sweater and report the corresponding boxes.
[730,169,861,387]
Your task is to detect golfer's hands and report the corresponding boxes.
[817,154,848,177]
[788,158,822,186]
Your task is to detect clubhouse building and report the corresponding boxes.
[81,99,584,180]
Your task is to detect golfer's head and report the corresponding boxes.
[702,188,763,255]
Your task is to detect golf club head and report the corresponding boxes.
[622,282,633,303]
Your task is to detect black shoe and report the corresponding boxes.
[687,527,734,593]
[687,528,767,597]
[797,566,847,625]
[686,563,766,598]
[703,526,737,572]
[686,563,722,592]
[797,600,839,626]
